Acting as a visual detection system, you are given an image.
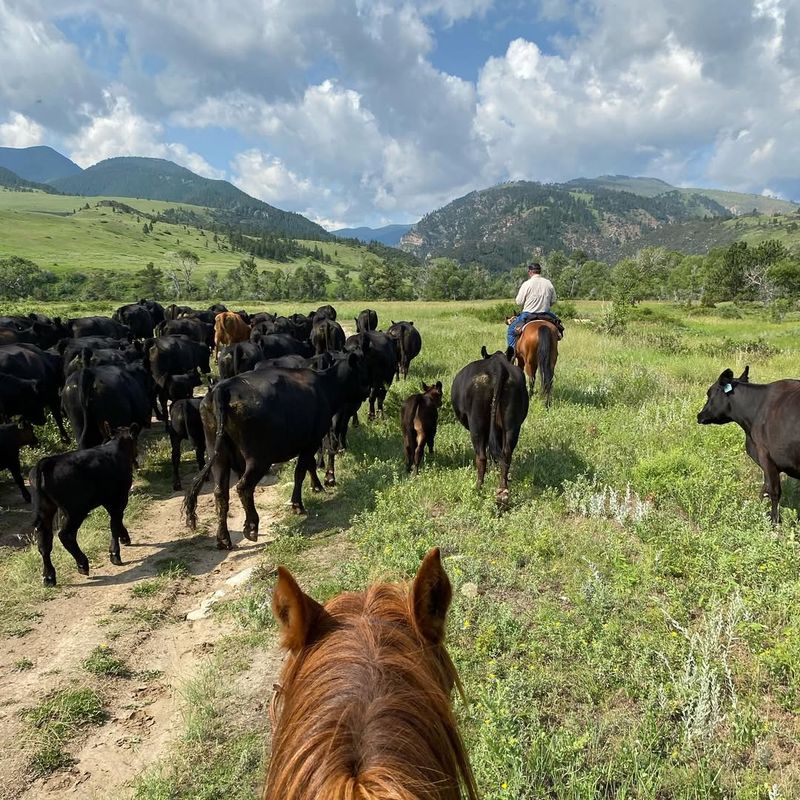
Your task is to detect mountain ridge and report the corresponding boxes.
[49,156,331,240]
[0,146,82,184]
[332,223,413,246]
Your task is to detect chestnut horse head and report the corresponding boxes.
[265,548,478,800]
[514,320,558,407]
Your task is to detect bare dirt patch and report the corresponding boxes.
[0,475,287,800]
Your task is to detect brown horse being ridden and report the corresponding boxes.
[265,547,478,800]
[511,319,559,406]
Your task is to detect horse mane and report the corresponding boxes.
[265,581,478,800]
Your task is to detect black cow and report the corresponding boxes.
[139,299,165,326]
[184,351,370,549]
[57,336,130,367]
[155,318,214,347]
[165,304,194,320]
[314,348,372,487]
[230,335,313,376]
[311,318,345,355]
[30,425,139,585]
[0,421,38,502]
[113,303,155,339]
[344,331,397,421]
[387,321,422,379]
[401,381,443,475]
[0,373,45,424]
[451,347,529,504]
[146,335,211,420]
[62,360,153,449]
[64,345,143,377]
[356,309,378,333]
[165,370,202,404]
[312,304,337,324]
[67,316,131,340]
[168,398,205,490]
[0,344,69,442]
[250,312,276,326]
[289,313,314,340]
[698,366,800,523]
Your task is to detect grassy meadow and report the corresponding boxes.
[0,188,365,277]
[1,299,799,798]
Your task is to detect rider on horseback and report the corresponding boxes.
[506,263,564,355]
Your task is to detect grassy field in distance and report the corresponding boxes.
[0,297,798,797]
[0,189,366,277]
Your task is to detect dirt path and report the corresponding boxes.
[0,475,287,800]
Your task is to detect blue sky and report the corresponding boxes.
[1,1,798,228]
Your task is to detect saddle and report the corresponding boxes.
[514,312,564,340]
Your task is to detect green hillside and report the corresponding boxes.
[0,166,60,194]
[402,179,800,269]
[0,189,366,277]
[49,156,331,241]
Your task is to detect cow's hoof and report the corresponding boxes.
[22,493,31,504]
[110,554,123,566]
[217,538,233,550]
[291,504,306,516]
[43,576,56,587]
[172,482,182,491]
[60,435,71,445]
[324,475,336,487]
[119,533,131,546]
[367,414,376,422]
[77,563,90,576]
[496,490,510,508]
[243,527,259,542]
[312,485,324,493]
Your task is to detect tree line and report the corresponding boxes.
[1,239,799,305]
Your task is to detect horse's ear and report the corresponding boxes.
[738,365,750,383]
[273,567,324,652]
[412,547,452,644]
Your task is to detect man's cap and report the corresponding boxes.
[527,262,542,273]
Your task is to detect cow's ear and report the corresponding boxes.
[738,365,750,383]
[130,423,141,439]
[412,547,452,644]
[436,381,442,391]
[481,345,489,359]
[422,381,429,391]
[102,421,113,441]
[347,351,359,369]
[391,320,396,325]
[273,567,325,652]
[718,368,735,386]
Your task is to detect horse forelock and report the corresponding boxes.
[265,581,477,800]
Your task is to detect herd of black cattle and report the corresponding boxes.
[2,298,798,589]
[0,299,532,587]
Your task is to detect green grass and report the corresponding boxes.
[0,188,368,277]
[81,644,132,678]
[23,687,106,776]
[3,298,800,797]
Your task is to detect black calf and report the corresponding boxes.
[168,398,205,490]
[401,382,443,475]
[30,425,139,586]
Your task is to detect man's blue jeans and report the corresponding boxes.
[507,313,532,348]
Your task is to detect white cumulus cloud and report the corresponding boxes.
[0,112,44,147]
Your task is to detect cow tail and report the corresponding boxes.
[488,365,509,462]
[397,330,407,376]
[232,344,243,376]
[325,323,334,353]
[78,351,95,449]
[31,458,46,523]
[183,385,226,529]
[538,326,554,400]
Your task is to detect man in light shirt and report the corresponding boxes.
[506,262,563,351]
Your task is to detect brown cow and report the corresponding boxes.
[213,312,251,353]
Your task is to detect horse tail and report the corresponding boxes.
[78,350,95,449]
[183,385,226,529]
[488,363,510,461]
[538,325,555,404]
